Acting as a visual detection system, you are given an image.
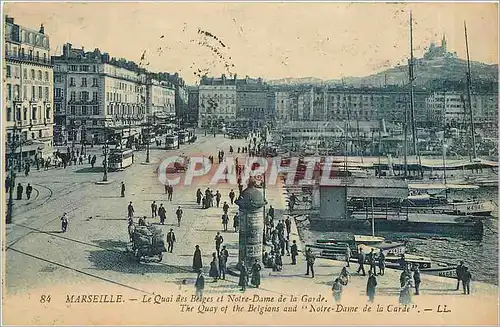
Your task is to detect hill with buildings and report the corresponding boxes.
[268,36,498,90]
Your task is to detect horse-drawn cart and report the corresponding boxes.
[126,223,166,263]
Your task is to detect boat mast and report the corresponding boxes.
[442,98,448,201]
[409,12,421,175]
[464,21,477,161]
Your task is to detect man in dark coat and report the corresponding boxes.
[368,249,377,276]
[222,202,229,215]
[26,183,33,200]
[195,270,205,298]
[192,245,203,271]
[127,202,134,218]
[366,271,377,303]
[215,190,222,207]
[158,204,166,224]
[462,267,472,295]
[291,240,298,265]
[357,249,366,276]
[413,266,421,295]
[251,259,262,288]
[233,213,239,232]
[214,232,224,255]
[229,189,235,205]
[305,248,315,278]
[16,183,23,200]
[167,185,173,201]
[151,201,157,218]
[237,261,248,291]
[221,214,229,232]
[167,228,176,253]
[268,205,275,222]
[219,246,228,280]
[176,206,183,227]
[196,189,202,205]
[284,216,291,237]
[378,251,386,276]
[121,182,126,197]
[456,261,466,291]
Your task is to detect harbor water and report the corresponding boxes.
[297,188,499,285]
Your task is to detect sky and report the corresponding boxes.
[4,2,498,85]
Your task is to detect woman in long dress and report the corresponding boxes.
[250,259,262,288]
[399,276,413,305]
[209,253,219,282]
[192,245,203,271]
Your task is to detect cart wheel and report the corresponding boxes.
[158,253,163,262]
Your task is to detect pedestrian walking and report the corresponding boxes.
[221,214,229,231]
[237,261,248,291]
[400,268,411,287]
[251,259,262,288]
[219,246,228,280]
[165,184,168,195]
[268,205,275,223]
[222,201,229,215]
[233,213,239,232]
[238,183,243,195]
[332,278,343,303]
[91,155,96,168]
[368,249,377,275]
[167,185,173,201]
[399,276,413,304]
[158,204,166,224]
[175,206,183,227]
[61,212,69,233]
[166,228,176,253]
[305,248,316,277]
[291,240,298,265]
[16,183,23,200]
[357,249,366,276]
[195,270,205,299]
[214,232,224,255]
[192,245,203,271]
[209,253,219,282]
[79,156,83,165]
[345,246,351,267]
[127,202,134,218]
[26,183,33,200]
[229,189,235,205]
[196,188,202,205]
[378,251,386,276]
[462,267,472,295]
[366,271,377,303]
[215,190,221,207]
[456,261,466,291]
[151,201,157,218]
[413,266,421,295]
[121,182,126,197]
[275,252,283,271]
[284,215,291,237]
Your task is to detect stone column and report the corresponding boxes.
[235,182,265,268]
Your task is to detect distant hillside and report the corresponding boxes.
[268,57,498,90]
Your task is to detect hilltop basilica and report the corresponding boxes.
[423,35,458,60]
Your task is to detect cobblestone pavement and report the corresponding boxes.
[5,133,497,306]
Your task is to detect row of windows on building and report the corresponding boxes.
[7,130,45,144]
[66,91,99,102]
[106,92,143,103]
[65,76,99,87]
[67,105,100,116]
[6,106,51,122]
[6,46,48,61]
[68,64,98,73]
[6,65,50,81]
[6,84,50,101]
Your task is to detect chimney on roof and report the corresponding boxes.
[62,43,72,58]
[39,24,45,34]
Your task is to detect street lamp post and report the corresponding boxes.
[146,116,150,163]
[102,140,109,182]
